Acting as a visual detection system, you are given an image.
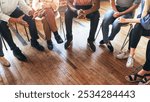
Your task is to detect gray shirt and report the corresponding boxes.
[116,0,141,8]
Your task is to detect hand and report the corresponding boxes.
[77,9,86,19]
[118,17,127,23]
[17,15,29,27]
[29,9,35,16]
[32,11,39,19]
[113,12,121,18]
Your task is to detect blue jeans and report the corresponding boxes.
[101,6,133,43]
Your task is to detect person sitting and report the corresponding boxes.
[0,35,10,67]
[64,0,100,52]
[32,0,63,50]
[99,0,141,52]
[116,0,150,68]
[0,0,45,62]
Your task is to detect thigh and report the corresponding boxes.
[10,8,24,18]
[101,10,115,24]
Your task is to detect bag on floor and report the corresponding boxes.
[140,14,150,30]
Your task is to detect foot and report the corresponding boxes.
[31,40,45,51]
[106,42,114,52]
[0,56,10,67]
[138,74,150,85]
[55,35,63,44]
[88,41,96,52]
[64,40,72,49]
[99,40,105,45]
[126,56,134,68]
[125,73,144,82]
[47,40,53,50]
[116,51,129,60]
[13,48,27,61]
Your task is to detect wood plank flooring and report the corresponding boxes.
[0,1,148,85]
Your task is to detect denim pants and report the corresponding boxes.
[0,8,39,50]
[65,5,100,42]
[101,6,133,43]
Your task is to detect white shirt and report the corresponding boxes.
[0,0,32,22]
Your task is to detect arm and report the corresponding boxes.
[110,0,118,12]
[18,0,33,16]
[119,18,140,23]
[141,0,149,17]
[67,0,77,13]
[0,7,11,22]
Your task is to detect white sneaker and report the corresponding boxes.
[0,56,10,67]
[126,56,134,68]
[116,51,129,60]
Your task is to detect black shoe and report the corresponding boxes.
[88,41,96,52]
[106,42,114,52]
[47,40,53,50]
[55,35,63,44]
[64,40,72,49]
[13,48,27,61]
[31,40,45,51]
[99,40,105,45]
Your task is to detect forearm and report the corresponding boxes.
[123,19,140,23]
[67,0,77,12]
[119,4,139,16]
[110,0,118,12]
[84,0,100,15]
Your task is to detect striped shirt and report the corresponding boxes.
[116,0,141,7]
[73,0,92,6]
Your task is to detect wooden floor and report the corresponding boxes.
[0,1,148,85]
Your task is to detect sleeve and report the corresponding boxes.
[18,0,32,15]
[133,0,141,4]
[141,0,149,17]
[0,7,10,22]
[32,0,43,10]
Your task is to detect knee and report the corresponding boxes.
[112,19,121,28]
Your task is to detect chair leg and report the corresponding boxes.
[120,24,133,51]
[23,26,30,41]
[59,16,66,40]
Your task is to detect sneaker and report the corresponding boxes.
[126,56,134,68]
[106,42,114,52]
[13,48,27,61]
[31,40,45,51]
[47,40,53,50]
[55,35,63,44]
[64,40,72,49]
[116,51,129,60]
[0,56,10,67]
[99,40,105,45]
[88,41,96,52]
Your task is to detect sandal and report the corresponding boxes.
[138,74,150,85]
[125,73,144,82]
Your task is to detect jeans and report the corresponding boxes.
[65,5,100,42]
[102,6,133,43]
[0,8,39,51]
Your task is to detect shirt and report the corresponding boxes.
[116,0,141,7]
[73,0,92,6]
[0,0,32,22]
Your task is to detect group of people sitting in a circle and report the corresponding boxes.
[0,0,149,85]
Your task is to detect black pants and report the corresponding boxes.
[0,33,4,57]
[143,40,150,71]
[128,23,150,49]
[0,8,39,50]
[65,5,100,42]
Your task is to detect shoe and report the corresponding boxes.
[106,42,114,52]
[47,40,53,50]
[116,51,129,60]
[88,41,96,52]
[55,35,63,44]
[126,56,134,68]
[64,40,72,49]
[31,40,45,51]
[13,48,27,61]
[0,56,10,67]
[99,40,105,45]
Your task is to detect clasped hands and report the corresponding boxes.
[77,9,86,19]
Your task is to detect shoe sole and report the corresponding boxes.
[87,43,96,52]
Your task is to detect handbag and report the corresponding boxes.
[140,14,150,30]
